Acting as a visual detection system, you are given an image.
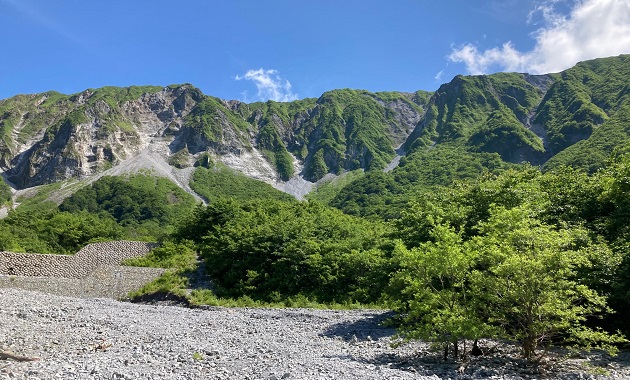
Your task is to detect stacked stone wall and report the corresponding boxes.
[0,241,155,279]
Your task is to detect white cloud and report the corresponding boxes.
[235,68,298,102]
[449,0,630,74]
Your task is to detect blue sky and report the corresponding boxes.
[1,0,629,102]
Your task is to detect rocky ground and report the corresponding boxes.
[1,288,629,380]
[0,266,164,299]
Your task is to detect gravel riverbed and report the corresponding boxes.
[1,288,629,380]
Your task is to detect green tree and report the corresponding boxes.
[44,211,124,253]
[389,225,493,360]
[472,206,624,360]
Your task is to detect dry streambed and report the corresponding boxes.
[0,288,629,380]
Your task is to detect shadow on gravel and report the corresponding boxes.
[320,311,397,342]
[323,350,565,379]
[327,344,630,379]
[322,351,463,379]
[130,291,194,307]
[582,349,630,370]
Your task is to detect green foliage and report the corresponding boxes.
[329,171,405,220]
[305,169,365,204]
[394,146,513,188]
[185,96,251,143]
[59,174,197,240]
[0,177,11,205]
[544,103,630,173]
[0,208,124,254]
[176,198,390,304]
[469,106,544,162]
[389,195,625,360]
[472,207,624,360]
[390,161,630,335]
[389,227,493,360]
[534,79,607,153]
[123,241,197,270]
[190,164,295,203]
[328,146,514,219]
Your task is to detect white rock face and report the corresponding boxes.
[0,86,427,203]
[0,85,313,202]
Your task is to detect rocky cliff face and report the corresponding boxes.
[0,86,262,188]
[0,85,430,190]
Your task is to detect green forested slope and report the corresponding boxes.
[403,72,551,162]
[237,89,431,181]
[541,56,630,171]
[190,164,295,203]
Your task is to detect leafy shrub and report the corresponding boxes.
[175,198,390,304]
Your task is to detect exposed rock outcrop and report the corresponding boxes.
[0,86,429,191]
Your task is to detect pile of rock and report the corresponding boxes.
[0,241,155,279]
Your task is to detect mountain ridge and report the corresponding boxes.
[1,55,629,204]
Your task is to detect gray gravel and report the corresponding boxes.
[0,266,165,299]
[1,288,629,380]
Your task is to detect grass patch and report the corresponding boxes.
[187,288,384,310]
[14,182,63,214]
[305,169,364,204]
[190,164,295,202]
[122,241,197,270]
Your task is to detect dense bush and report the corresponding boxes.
[0,208,123,254]
[328,146,514,219]
[390,207,624,361]
[175,198,391,303]
[387,159,630,360]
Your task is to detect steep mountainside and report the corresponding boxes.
[0,55,629,202]
[0,85,430,190]
[404,72,554,165]
[540,55,630,172]
[402,55,630,172]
